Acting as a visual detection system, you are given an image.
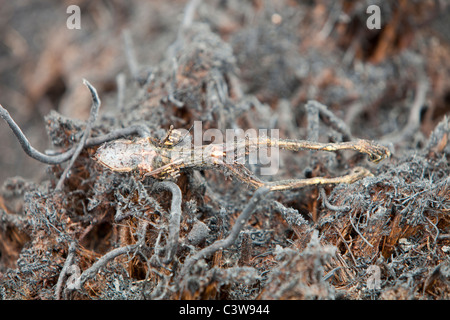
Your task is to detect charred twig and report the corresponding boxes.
[0,104,68,165]
[319,188,350,212]
[1,105,150,164]
[333,225,358,267]
[0,209,28,230]
[80,243,138,285]
[424,215,440,245]
[168,0,201,58]
[167,58,184,107]
[86,124,151,145]
[181,0,200,29]
[1,79,101,167]
[55,241,77,300]
[153,181,182,264]
[116,73,126,111]
[381,79,428,144]
[322,266,342,282]
[179,187,269,278]
[306,100,352,141]
[318,2,341,41]
[78,221,148,285]
[55,79,101,191]
[122,30,140,82]
[305,100,319,142]
[348,210,373,248]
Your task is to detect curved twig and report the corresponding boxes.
[79,221,148,285]
[154,181,182,264]
[55,241,77,300]
[79,243,138,285]
[319,187,350,212]
[179,187,270,278]
[1,102,150,165]
[55,79,101,191]
[0,104,70,165]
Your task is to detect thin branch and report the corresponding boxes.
[116,73,126,111]
[55,241,77,300]
[0,101,150,165]
[167,0,201,59]
[333,225,358,267]
[381,79,428,144]
[0,104,70,165]
[181,0,201,29]
[154,181,183,264]
[305,100,319,142]
[306,100,352,141]
[348,210,373,248]
[55,79,101,191]
[79,243,138,285]
[79,221,148,285]
[319,187,350,212]
[122,29,140,81]
[179,187,270,278]
[86,124,151,144]
[318,2,341,41]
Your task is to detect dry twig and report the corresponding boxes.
[179,187,270,278]
[55,79,101,191]
[153,181,182,264]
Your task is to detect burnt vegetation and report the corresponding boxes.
[0,0,449,300]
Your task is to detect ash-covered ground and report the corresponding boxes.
[0,0,449,300]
